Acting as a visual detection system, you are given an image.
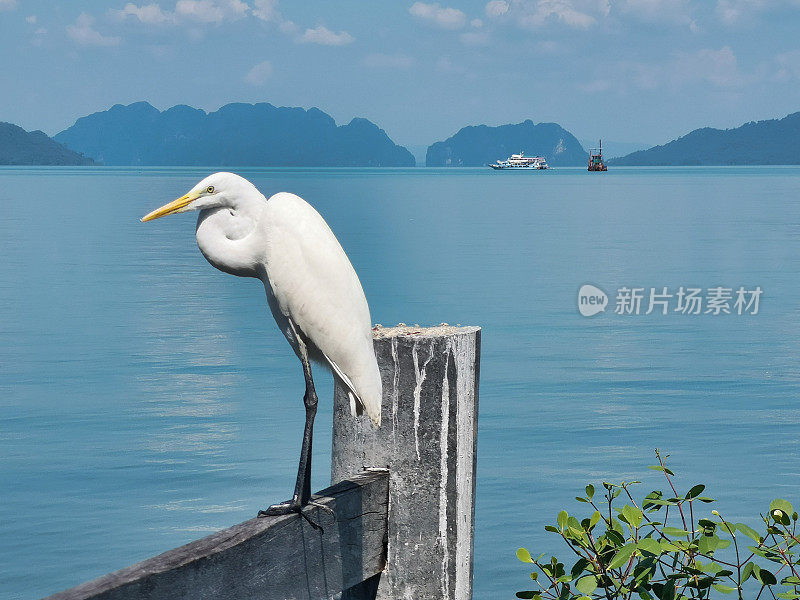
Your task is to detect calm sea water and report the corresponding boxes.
[2,166,800,599]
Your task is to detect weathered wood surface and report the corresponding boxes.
[332,325,481,600]
[44,470,389,600]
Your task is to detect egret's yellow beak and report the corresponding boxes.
[140,191,199,222]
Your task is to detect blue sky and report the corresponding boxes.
[1,0,799,148]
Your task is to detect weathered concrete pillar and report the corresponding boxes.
[332,325,481,600]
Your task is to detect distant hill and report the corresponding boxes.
[0,122,94,166]
[426,120,586,167]
[55,102,415,167]
[611,112,800,166]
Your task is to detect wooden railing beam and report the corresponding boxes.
[44,470,389,600]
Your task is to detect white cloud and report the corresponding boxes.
[487,0,702,29]
[251,0,299,36]
[67,13,122,46]
[252,0,279,21]
[485,0,509,16]
[245,60,273,85]
[279,19,298,34]
[716,0,742,23]
[26,15,36,23]
[471,18,484,27]
[110,0,251,26]
[774,50,800,82]
[0,0,17,11]
[518,1,596,29]
[362,53,414,69]
[716,0,800,24]
[409,2,467,29]
[672,46,743,87]
[591,46,745,93]
[174,0,249,24]
[297,25,354,45]
[486,0,597,29]
[111,3,173,24]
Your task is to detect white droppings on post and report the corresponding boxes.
[411,342,432,462]
[391,336,399,433]
[438,341,451,599]
[454,333,477,600]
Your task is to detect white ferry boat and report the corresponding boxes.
[489,151,549,170]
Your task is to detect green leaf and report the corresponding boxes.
[686,484,705,499]
[757,568,778,586]
[697,534,720,555]
[571,558,589,579]
[589,511,601,529]
[586,484,595,499]
[557,510,568,530]
[517,548,534,563]
[622,505,644,529]
[771,499,794,515]
[611,518,624,534]
[575,576,598,595]
[712,584,736,594]
[643,490,664,511]
[736,523,761,542]
[637,537,662,555]
[648,465,675,476]
[515,592,540,599]
[661,527,693,537]
[608,543,637,569]
[544,525,559,533]
[605,529,626,546]
[567,516,585,539]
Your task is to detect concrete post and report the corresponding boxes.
[332,325,481,600]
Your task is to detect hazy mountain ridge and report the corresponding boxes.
[54,101,415,167]
[612,112,800,166]
[426,120,587,167]
[0,122,94,166]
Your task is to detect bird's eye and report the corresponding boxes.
[206,186,215,194]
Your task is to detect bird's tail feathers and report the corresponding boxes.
[322,350,381,428]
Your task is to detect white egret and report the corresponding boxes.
[141,172,381,517]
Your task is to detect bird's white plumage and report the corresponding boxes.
[175,172,381,426]
[260,192,382,425]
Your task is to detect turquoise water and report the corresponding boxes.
[2,166,800,599]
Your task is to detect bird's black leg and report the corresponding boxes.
[258,349,318,518]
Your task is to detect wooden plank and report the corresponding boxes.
[332,325,481,600]
[44,470,389,600]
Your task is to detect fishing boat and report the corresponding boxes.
[588,140,607,171]
[489,151,549,170]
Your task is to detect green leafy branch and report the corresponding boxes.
[516,450,800,600]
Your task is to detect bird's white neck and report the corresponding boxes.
[195,189,266,279]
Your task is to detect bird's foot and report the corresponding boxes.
[257,500,324,532]
[257,499,300,517]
